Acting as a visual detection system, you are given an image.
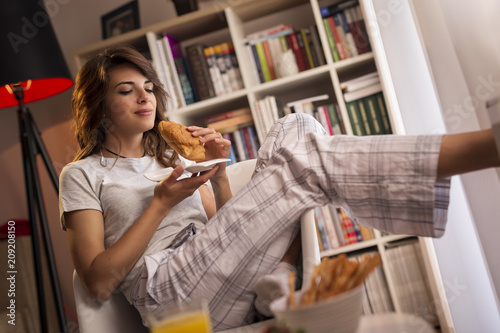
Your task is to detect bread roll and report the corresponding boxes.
[158,121,205,161]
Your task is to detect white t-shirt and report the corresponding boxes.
[59,154,208,297]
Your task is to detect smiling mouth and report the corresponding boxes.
[135,110,153,116]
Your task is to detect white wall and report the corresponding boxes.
[368,0,500,330]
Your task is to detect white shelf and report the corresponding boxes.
[72,0,452,330]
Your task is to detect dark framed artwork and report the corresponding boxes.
[101,1,140,39]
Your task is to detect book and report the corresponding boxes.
[155,39,179,111]
[375,92,392,133]
[204,46,225,96]
[340,72,380,92]
[174,57,196,105]
[357,98,372,135]
[161,34,186,107]
[343,82,382,103]
[220,42,242,91]
[326,16,346,60]
[185,43,216,100]
[323,18,340,62]
[320,0,358,18]
[345,101,364,135]
[255,42,272,82]
[214,44,233,94]
[205,108,251,124]
[206,113,254,132]
[362,95,384,135]
[309,25,326,66]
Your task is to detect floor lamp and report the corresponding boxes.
[0,2,73,333]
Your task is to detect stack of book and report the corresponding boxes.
[205,108,259,164]
[147,32,245,110]
[245,24,326,84]
[351,252,395,315]
[286,95,346,136]
[253,94,348,143]
[341,72,392,135]
[314,205,375,252]
[320,0,371,62]
[384,240,440,327]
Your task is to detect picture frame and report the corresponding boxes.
[101,1,140,39]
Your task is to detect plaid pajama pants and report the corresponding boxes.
[131,113,450,331]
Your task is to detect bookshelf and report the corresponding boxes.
[71,0,453,331]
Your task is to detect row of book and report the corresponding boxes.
[147,32,245,110]
[320,0,371,61]
[350,240,439,326]
[314,205,375,252]
[245,24,326,84]
[384,240,440,326]
[342,72,393,135]
[205,108,260,164]
[351,252,395,315]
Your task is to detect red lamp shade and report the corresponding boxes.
[0,1,73,108]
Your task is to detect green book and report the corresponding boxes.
[375,92,392,134]
[255,42,272,82]
[357,99,372,135]
[345,101,364,136]
[323,18,340,62]
[363,95,384,135]
[326,104,342,135]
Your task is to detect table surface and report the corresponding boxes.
[220,313,436,333]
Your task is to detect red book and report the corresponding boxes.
[288,31,307,72]
[262,40,277,80]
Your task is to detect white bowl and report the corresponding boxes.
[270,285,363,333]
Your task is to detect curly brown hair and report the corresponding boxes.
[71,45,177,167]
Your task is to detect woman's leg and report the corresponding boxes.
[438,129,499,178]
[133,114,498,331]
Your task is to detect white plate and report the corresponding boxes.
[144,158,230,182]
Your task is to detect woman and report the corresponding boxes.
[60,46,500,331]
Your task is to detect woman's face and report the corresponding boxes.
[104,63,157,139]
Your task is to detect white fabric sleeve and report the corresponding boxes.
[59,164,102,230]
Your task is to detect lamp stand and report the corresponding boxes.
[14,88,68,333]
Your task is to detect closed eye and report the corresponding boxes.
[119,90,133,95]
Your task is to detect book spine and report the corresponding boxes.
[309,25,326,66]
[296,30,310,70]
[375,92,393,134]
[221,42,240,92]
[363,96,384,135]
[299,28,314,69]
[322,18,340,62]
[247,44,264,84]
[262,40,277,80]
[346,101,364,135]
[214,44,233,94]
[185,44,216,101]
[357,98,372,135]
[182,55,200,102]
[227,42,245,89]
[161,36,186,107]
[204,46,225,96]
[338,11,359,57]
[327,16,346,60]
[255,42,272,82]
[333,13,352,58]
[353,5,371,53]
[288,31,307,72]
[174,58,196,105]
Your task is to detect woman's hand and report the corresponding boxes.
[153,165,219,213]
[188,126,231,178]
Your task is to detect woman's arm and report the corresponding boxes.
[66,165,218,301]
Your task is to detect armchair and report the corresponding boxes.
[72,159,321,332]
